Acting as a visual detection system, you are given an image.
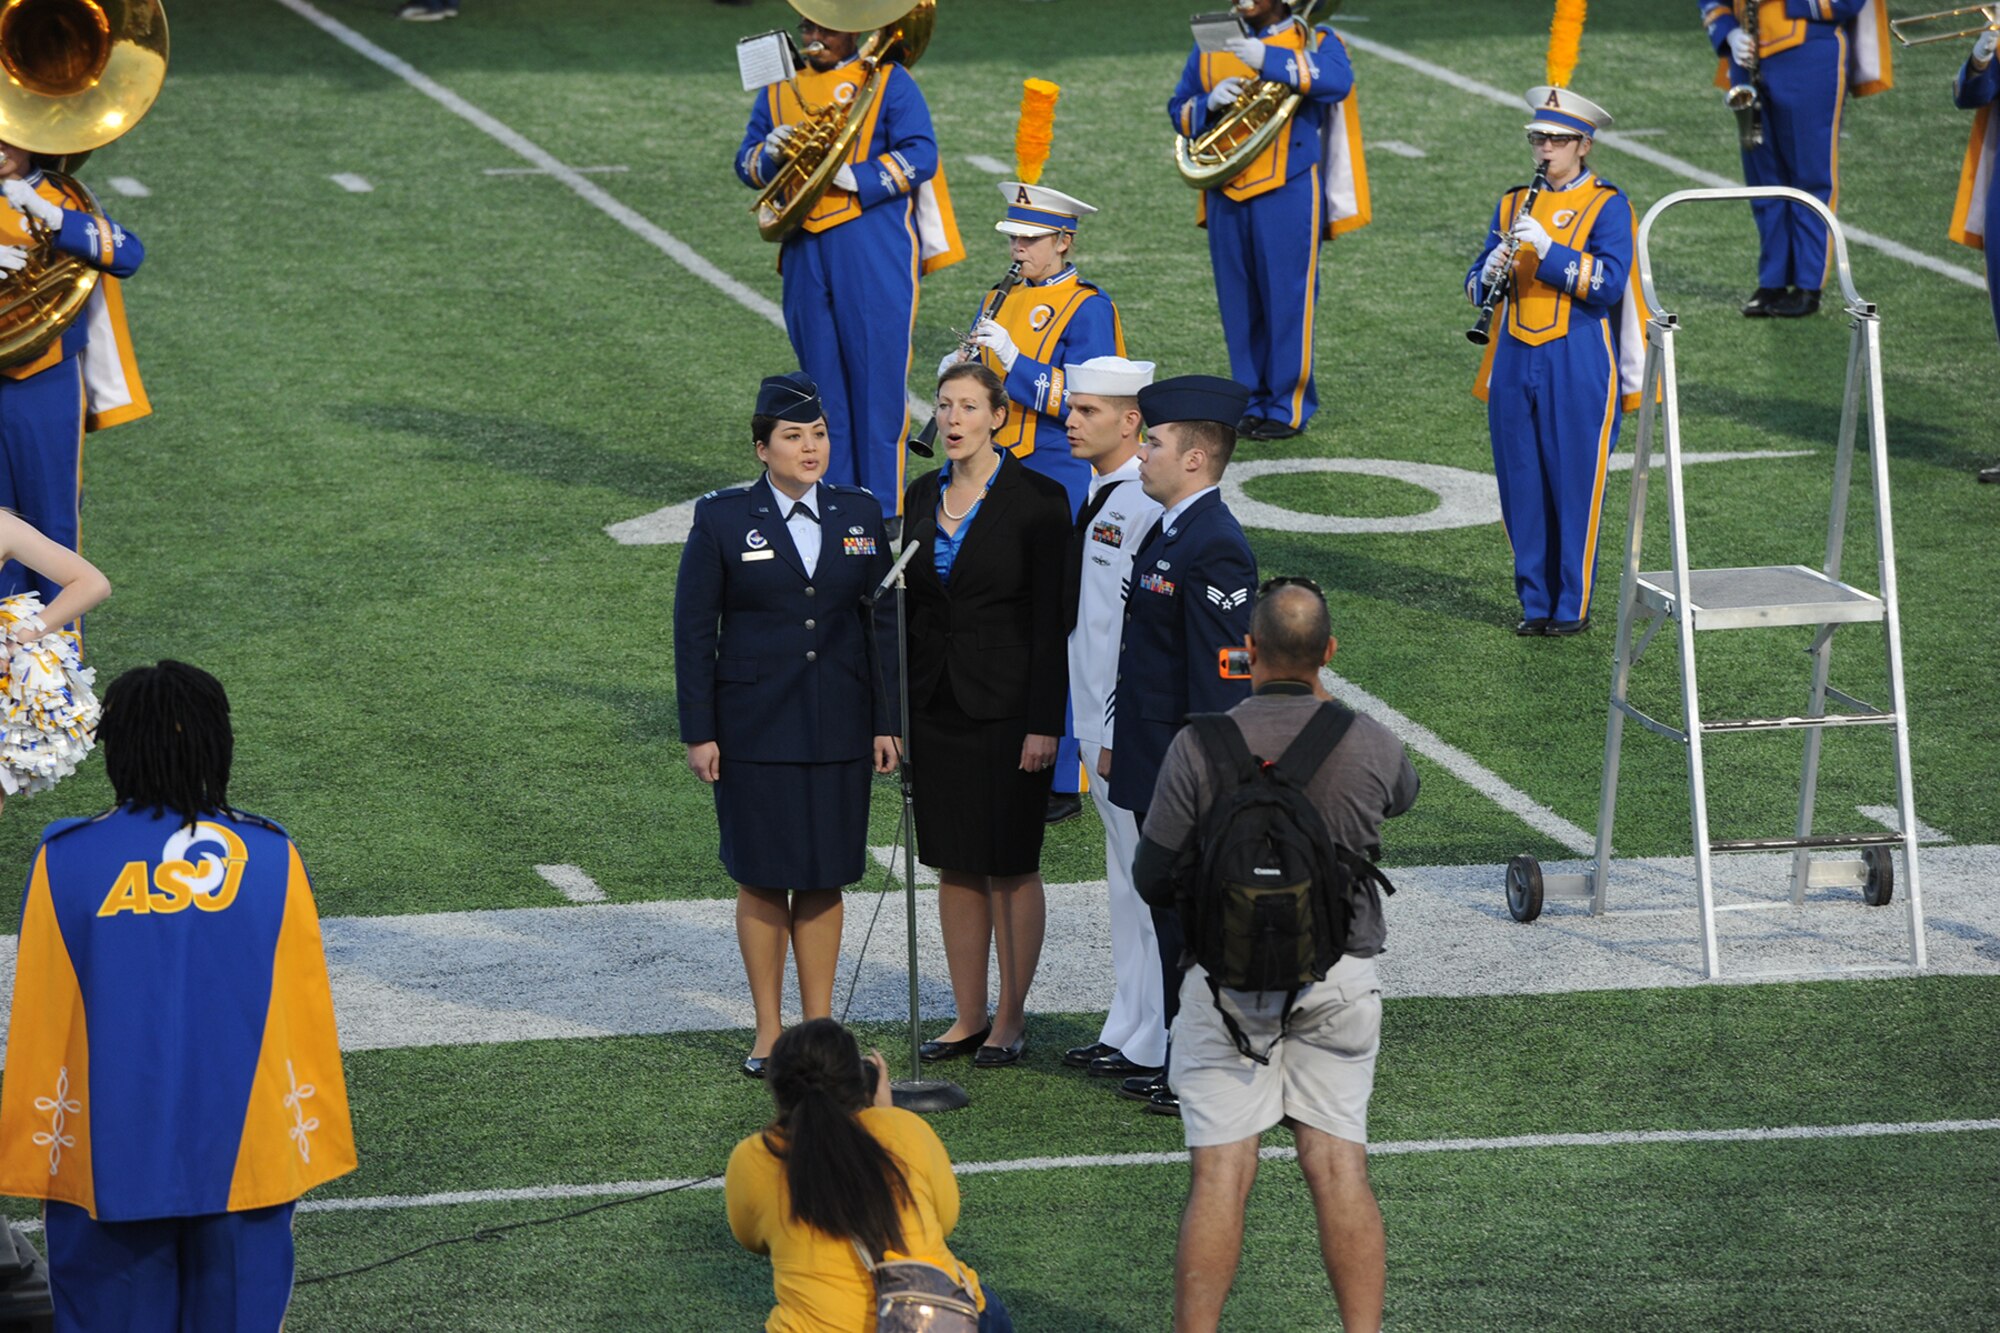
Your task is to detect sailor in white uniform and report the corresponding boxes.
[1056,355,1170,1083]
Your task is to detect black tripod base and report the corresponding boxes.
[891,1079,970,1114]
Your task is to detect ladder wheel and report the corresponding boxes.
[1861,847,1894,907]
[1505,854,1544,922]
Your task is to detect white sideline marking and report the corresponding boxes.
[534,864,606,903]
[1618,129,1669,139]
[1370,139,1426,159]
[483,164,629,177]
[106,176,150,198]
[329,173,373,193]
[1338,31,1987,292]
[1856,805,1952,845]
[274,0,931,425]
[964,154,1009,175]
[261,1117,2000,1219]
[869,843,939,886]
[1321,668,1596,855]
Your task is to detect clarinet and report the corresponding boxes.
[1724,0,1764,150]
[909,261,1023,457]
[1466,168,1549,347]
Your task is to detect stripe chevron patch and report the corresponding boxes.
[1206,586,1249,610]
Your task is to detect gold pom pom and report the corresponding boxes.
[1547,0,1587,89]
[1015,78,1061,185]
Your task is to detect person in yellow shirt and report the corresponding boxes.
[725,1019,1011,1331]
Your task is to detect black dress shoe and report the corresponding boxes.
[1236,415,1263,435]
[1117,1070,1167,1103]
[1088,1052,1165,1080]
[1742,286,1786,317]
[1044,792,1082,825]
[1546,616,1591,636]
[972,1035,1027,1067]
[1980,464,2000,484]
[919,1026,991,1063]
[1143,1085,1182,1117]
[1770,286,1821,318]
[1515,617,1550,636]
[1063,1041,1118,1069]
[741,1056,767,1079]
[1250,420,1303,441]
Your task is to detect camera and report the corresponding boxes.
[862,1055,880,1098]
[1217,647,1251,680]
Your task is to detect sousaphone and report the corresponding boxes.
[0,0,168,368]
[754,0,934,242]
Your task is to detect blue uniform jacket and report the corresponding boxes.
[1464,176,1634,324]
[735,62,940,219]
[1108,490,1257,813]
[1702,0,1868,57]
[1166,20,1354,187]
[674,481,897,764]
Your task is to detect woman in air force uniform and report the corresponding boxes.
[674,373,898,1079]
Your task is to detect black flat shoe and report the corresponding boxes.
[1063,1041,1118,1068]
[1742,286,1786,317]
[1044,793,1082,825]
[741,1056,767,1079]
[1770,286,1821,318]
[1117,1071,1168,1103]
[972,1035,1027,1068]
[918,1026,991,1063]
[1089,1053,1165,1079]
[1515,617,1550,636]
[1546,616,1591,636]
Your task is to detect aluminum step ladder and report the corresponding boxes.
[1506,187,1926,980]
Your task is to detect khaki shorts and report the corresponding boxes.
[1170,954,1382,1149]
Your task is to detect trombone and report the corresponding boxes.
[1890,3,2000,46]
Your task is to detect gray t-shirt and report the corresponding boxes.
[1141,687,1420,957]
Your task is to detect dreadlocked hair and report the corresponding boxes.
[98,661,234,829]
[760,1019,912,1260]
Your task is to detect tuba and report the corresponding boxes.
[0,0,168,369]
[753,0,934,243]
[1175,0,1332,191]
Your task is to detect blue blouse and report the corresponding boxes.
[932,449,1005,584]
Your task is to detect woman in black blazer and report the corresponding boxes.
[902,362,1071,1068]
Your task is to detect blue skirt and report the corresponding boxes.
[715,758,872,890]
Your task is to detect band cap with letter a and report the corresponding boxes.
[1523,85,1612,137]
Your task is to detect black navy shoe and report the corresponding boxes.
[1044,793,1082,825]
[1143,1085,1182,1117]
[1546,617,1591,636]
[1063,1041,1118,1069]
[1089,1052,1165,1080]
[1742,286,1786,317]
[972,1035,1026,1068]
[1117,1070,1168,1103]
[919,1026,991,1063]
[1515,617,1550,636]
[1770,286,1821,318]
[741,1055,767,1079]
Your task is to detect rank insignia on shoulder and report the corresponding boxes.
[1206,586,1249,610]
[1139,572,1177,597]
[842,535,878,556]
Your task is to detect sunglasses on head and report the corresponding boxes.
[1259,575,1324,599]
[1527,131,1584,147]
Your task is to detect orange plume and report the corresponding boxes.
[1015,79,1060,185]
[1546,0,1587,88]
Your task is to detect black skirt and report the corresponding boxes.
[911,678,1054,877]
[715,758,872,890]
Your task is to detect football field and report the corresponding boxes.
[2,0,1998,1326]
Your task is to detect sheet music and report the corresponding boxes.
[1191,11,1248,54]
[736,31,796,92]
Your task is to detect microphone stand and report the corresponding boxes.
[864,516,968,1114]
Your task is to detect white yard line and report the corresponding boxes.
[1334,28,1987,292]
[482,164,629,177]
[533,864,606,903]
[1856,804,1952,844]
[329,173,373,193]
[106,176,150,198]
[1369,139,1426,159]
[964,153,1009,175]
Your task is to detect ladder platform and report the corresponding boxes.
[1635,565,1883,631]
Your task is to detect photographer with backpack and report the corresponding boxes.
[1133,579,1418,1333]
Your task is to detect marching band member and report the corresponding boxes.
[1699,0,1893,318]
[0,142,147,608]
[1466,88,1644,637]
[673,374,899,1079]
[1055,355,1169,1087]
[735,14,963,509]
[1167,0,1369,442]
[1951,26,2000,483]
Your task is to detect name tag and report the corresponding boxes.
[741,550,776,562]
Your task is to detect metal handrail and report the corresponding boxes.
[1635,186,1873,319]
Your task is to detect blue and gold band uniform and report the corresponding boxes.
[737,59,964,511]
[0,171,148,607]
[0,805,355,1330]
[1167,14,1369,433]
[1699,1,1894,292]
[1952,49,2000,346]
[1468,165,1639,627]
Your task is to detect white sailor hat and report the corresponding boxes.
[1063,355,1156,398]
[995,181,1098,237]
[1523,85,1613,137]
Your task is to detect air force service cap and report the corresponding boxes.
[1063,355,1156,398]
[756,372,824,423]
[996,182,1098,237]
[1523,85,1613,137]
[1137,374,1251,429]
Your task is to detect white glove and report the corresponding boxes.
[1727,27,1756,66]
[1206,76,1246,112]
[762,123,796,157]
[832,163,857,193]
[1479,245,1510,288]
[1224,35,1267,71]
[1974,28,1998,65]
[937,348,968,379]
[970,318,1019,372]
[1,179,61,230]
[1510,212,1553,256]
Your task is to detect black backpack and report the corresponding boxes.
[1178,704,1396,1065]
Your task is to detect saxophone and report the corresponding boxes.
[1725,0,1765,151]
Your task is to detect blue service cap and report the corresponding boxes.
[756,372,823,423]
[1137,374,1250,429]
